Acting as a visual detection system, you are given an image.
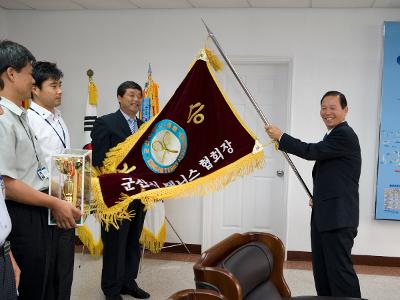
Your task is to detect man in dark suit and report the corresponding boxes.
[91,81,150,300]
[265,91,361,298]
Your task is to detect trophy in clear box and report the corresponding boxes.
[48,149,92,226]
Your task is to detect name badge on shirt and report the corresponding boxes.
[37,167,49,181]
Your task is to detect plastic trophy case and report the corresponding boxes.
[48,149,92,226]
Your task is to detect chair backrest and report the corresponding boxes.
[217,241,282,299]
[168,288,227,300]
[193,232,291,300]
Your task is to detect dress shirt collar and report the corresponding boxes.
[30,101,61,120]
[326,120,346,136]
[120,109,137,122]
[0,96,24,117]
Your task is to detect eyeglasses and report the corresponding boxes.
[127,94,142,100]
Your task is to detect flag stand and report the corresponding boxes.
[162,217,191,253]
[139,216,191,273]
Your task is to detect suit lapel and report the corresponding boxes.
[313,122,348,179]
[137,119,144,129]
[115,110,132,137]
[115,110,144,137]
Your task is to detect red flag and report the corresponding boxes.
[93,50,264,229]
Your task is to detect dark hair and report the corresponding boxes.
[0,40,36,90]
[32,61,63,89]
[320,91,347,109]
[117,81,142,98]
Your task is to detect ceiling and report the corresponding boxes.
[0,0,400,10]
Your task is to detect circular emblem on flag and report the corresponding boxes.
[142,119,187,174]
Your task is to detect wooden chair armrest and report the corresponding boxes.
[194,267,243,300]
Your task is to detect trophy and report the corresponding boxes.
[49,149,92,226]
[54,157,82,207]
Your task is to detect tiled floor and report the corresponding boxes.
[72,253,400,300]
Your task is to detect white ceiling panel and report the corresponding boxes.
[0,0,33,9]
[17,0,84,10]
[190,0,250,8]
[373,0,400,7]
[249,0,311,8]
[130,0,193,9]
[74,0,138,10]
[312,0,375,8]
[2,0,400,10]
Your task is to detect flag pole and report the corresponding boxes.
[201,19,313,200]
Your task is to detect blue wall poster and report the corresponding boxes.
[375,22,400,220]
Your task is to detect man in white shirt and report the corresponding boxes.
[28,62,70,166]
[0,40,80,300]
[27,61,74,300]
[0,103,19,299]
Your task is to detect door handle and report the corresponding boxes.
[276,170,284,177]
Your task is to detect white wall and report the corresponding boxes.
[4,8,400,256]
[0,7,6,39]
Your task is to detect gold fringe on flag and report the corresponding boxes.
[123,150,264,208]
[205,48,223,72]
[91,176,136,231]
[76,225,103,256]
[139,221,166,253]
[203,36,223,71]
[76,203,103,256]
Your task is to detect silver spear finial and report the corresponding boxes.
[201,18,213,37]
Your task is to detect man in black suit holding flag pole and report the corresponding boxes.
[266,91,362,298]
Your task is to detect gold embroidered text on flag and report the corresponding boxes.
[92,50,264,229]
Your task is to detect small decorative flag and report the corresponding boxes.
[139,65,166,253]
[76,69,103,256]
[22,99,30,109]
[140,64,159,122]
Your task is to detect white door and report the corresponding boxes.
[202,58,291,250]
